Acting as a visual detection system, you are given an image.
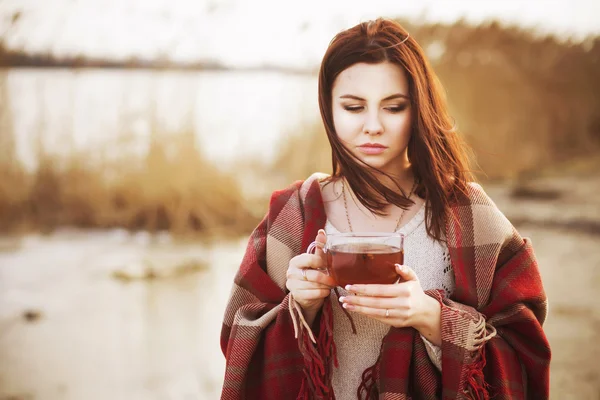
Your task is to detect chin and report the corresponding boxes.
[358,156,392,170]
[354,152,407,173]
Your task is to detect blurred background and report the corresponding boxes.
[0,0,599,399]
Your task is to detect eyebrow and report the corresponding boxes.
[339,93,409,101]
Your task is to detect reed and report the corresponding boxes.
[400,18,600,180]
[0,131,257,236]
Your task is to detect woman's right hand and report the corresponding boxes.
[286,229,337,313]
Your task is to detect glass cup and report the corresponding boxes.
[307,232,404,287]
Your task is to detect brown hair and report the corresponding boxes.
[318,18,474,241]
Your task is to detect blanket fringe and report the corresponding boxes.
[333,287,357,334]
[357,358,380,400]
[464,344,491,400]
[293,297,338,400]
[357,334,387,400]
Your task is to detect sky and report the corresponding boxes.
[0,0,599,67]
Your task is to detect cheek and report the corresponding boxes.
[333,109,361,138]
[386,114,412,141]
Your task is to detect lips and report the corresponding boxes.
[357,143,387,155]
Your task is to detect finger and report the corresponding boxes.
[288,277,333,291]
[345,283,401,297]
[286,265,336,287]
[395,264,419,282]
[289,253,325,271]
[314,229,327,258]
[303,268,336,287]
[290,288,331,301]
[341,302,389,319]
[338,294,398,309]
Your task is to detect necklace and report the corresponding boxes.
[341,179,418,233]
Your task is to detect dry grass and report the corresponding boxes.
[0,132,257,236]
[270,122,332,185]
[402,19,600,180]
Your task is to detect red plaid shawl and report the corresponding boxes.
[220,174,551,399]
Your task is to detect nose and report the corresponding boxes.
[362,110,383,135]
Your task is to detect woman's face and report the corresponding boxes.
[331,61,412,175]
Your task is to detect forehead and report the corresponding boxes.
[332,62,409,97]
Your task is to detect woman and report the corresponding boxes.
[220,18,550,400]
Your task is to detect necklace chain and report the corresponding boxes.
[341,179,418,233]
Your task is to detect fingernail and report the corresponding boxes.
[343,303,354,310]
[318,229,326,235]
[338,296,345,303]
[345,285,352,291]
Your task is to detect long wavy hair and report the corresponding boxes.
[318,18,474,241]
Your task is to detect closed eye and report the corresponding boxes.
[385,104,408,113]
[343,105,408,113]
[343,105,364,113]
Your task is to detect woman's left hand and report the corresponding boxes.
[339,264,442,345]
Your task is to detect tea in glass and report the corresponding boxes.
[307,232,404,287]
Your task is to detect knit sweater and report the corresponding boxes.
[325,202,455,399]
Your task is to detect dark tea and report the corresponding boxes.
[325,243,403,287]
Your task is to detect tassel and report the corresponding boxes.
[334,287,357,334]
[357,360,379,400]
[319,298,339,369]
[357,335,387,400]
[463,345,491,400]
[295,297,338,400]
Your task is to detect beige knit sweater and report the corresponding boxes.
[325,202,455,399]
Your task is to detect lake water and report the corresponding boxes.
[0,68,319,172]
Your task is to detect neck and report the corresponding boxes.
[340,166,415,209]
[374,164,415,196]
[369,150,413,191]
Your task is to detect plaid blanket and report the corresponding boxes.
[220,174,551,399]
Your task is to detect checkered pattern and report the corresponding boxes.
[220,175,550,399]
